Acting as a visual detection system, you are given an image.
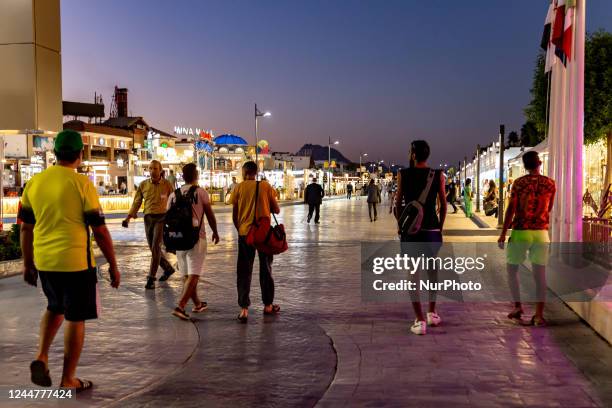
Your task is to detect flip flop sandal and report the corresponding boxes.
[237,314,248,323]
[263,305,281,315]
[530,316,547,327]
[75,378,94,393]
[30,360,52,387]
[507,309,523,321]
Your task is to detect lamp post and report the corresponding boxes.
[476,144,481,213]
[328,136,339,195]
[497,125,505,228]
[254,103,271,178]
[359,152,367,179]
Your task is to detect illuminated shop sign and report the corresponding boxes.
[174,126,213,139]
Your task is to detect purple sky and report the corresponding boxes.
[61,0,612,167]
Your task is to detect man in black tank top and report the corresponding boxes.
[394,140,447,335]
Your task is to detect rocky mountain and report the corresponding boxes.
[295,144,352,164]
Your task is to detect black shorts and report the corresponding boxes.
[39,269,98,322]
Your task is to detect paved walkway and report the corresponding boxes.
[0,198,610,407]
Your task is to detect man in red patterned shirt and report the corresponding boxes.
[498,151,556,326]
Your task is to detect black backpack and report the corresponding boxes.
[398,169,436,236]
[163,186,203,252]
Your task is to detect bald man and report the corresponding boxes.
[124,160,176,289]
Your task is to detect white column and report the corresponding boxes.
[548,0,585,243]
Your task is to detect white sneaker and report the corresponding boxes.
[410,319,426,335]
[427,312,441,327]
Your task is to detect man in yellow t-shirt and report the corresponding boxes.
[231,161,280,321]
[19,130,120,392]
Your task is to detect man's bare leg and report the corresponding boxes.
[179,276,199,310]
[533,264,546,321]
[60,321,85,388]
[427,267,438,314]
[507,264,523,317]
[36,310,64,366]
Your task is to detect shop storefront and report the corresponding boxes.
[0,131,57,195]
[63,121,133,193]
[583,140,607,216]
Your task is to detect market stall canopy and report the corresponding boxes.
[509,138,549,164]
[214,134,248,145]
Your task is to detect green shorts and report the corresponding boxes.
[506,229,550,266]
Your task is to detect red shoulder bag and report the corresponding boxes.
[245,181,288,255]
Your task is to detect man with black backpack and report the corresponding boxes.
[394,141,447,335]
[165,163,219,321]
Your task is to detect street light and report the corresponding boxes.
[328,137,339,195]
[359,152,368,178]
[254,103,271,177]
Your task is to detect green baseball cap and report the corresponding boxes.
[54,129,84,152]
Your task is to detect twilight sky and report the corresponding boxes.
[61,0,612,167]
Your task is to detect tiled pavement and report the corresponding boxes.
[0,198,610,407]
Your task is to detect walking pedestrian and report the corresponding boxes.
[167,169,178,189]
[389,189,396,214]
[96,181,106,196]
[123,160,176,289]
[366,179,381,222]
[505,178,514,209]
[304,178,324,224]
[168,164,220,321]
[226,176,238,204]
[19,129,120,391]
[231,161,281,322]
[346,182,353,199]
[394,140,447,335]
[446,179,458,213]
[498,151,556,326]
[386,182,394,200]
[463,178,473,217]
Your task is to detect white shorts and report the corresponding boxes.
[176,238,207,276]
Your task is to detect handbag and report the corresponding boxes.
[246,181,288,255]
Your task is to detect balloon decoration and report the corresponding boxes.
[257,140,270,154]
[195,140,213,152]
[199,130,213,141]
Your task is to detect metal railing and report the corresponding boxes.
[583,217,612,243]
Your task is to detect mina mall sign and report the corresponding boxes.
[173,126,214,140]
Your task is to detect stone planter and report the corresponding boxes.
[0,258,22,279]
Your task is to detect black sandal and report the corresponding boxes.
[75,378,94,393]
[263,305,281,315]
[30,360,51,387]
[237,312,248,323]
[507,308,523,321]
[523,315,547,327]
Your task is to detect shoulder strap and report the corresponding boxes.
[187,185,198,204]
[194,186,206,232]
[173,187,182,203]
[417,169,436,205]
[252,181,260,224]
